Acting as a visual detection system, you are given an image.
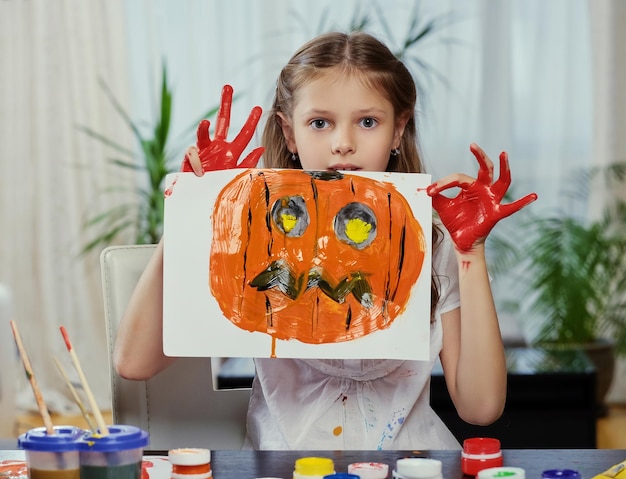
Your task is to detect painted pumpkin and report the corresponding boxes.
[210,169,426,345]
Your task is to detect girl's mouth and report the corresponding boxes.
[329,164,361,171]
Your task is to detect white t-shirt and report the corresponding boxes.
[244,227,461,450]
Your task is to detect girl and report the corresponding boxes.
[114,31,537,450]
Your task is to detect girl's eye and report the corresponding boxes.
[310,119,329,130]
[360,117,378,129]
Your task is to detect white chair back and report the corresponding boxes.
[100,244,251,450]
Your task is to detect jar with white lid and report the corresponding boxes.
[348,462,389,479]
[393,458,443,479]
[169,448,212,479]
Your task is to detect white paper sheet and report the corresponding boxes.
[163,169,432,360]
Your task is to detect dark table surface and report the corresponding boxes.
[2,448,625,478]
[163,449,622,478]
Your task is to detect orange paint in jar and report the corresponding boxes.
[169,448,212,478]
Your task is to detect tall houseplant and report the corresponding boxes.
[503,164,626,410]
[79,66,218,252]
[294,1,457,104]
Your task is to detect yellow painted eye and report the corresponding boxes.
[280,213,298,233]
[335,202,377,249]
[345,218,372,244]
[271,196,309,237]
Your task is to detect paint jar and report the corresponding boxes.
[542,470,581,479]
[18,425,84,479]
[393,458,443,479]
[169,448,212,478]
[348,462,390,479]
[78,424,149,479]
[461,437,503,476]
[293,457,335,479]
[477,467,526,479]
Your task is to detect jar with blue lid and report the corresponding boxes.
[542,470,581,479]
[78,424,149,479]
[18,425,85,478]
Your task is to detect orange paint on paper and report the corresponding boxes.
[209,169,426,345]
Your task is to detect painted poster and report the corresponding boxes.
[162,168,432,360]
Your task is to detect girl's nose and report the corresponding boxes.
[332,127,355,155]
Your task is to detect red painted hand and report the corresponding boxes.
[427,143,538,252]
[181,84,264,175]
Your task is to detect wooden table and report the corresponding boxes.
[2,449,625,478]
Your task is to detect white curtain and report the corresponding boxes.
[0,0,134,414]
[414,0,592,212]
[123,0,592,209]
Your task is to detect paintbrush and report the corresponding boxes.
[53,356,96,432]
[9,320,55,434]
[59,325,109,435]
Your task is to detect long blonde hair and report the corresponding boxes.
[262,31,441,315]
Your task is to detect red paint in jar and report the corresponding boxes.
[462,437,503,476]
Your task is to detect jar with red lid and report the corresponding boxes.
[461,437,503,476]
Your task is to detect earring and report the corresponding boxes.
[291,151,299,163]
[391,148,400,157]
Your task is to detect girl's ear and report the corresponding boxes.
[277,112,297,152]
[393,113,410,149]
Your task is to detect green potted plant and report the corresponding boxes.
[79,66,218,253]
[298,2,457,105]
[499,164,626,412]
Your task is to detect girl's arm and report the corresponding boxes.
[439,244,506,425]
[428,143,537,425]
[114,85,263,381]
[113,240,176,380]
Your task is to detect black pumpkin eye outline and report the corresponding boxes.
[271,196,310,237]
[334,202,377,250]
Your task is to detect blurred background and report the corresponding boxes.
[1,0,625,437]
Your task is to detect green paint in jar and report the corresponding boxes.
[79,462,142,479]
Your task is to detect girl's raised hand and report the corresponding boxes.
[181,84,264,175]
[427,143,537,252]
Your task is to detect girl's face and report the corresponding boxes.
[278,71,407,172]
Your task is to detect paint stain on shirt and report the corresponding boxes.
[333,425,343,436]
[377,409,407,449]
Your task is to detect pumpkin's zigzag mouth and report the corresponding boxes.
[248,259,373,307]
